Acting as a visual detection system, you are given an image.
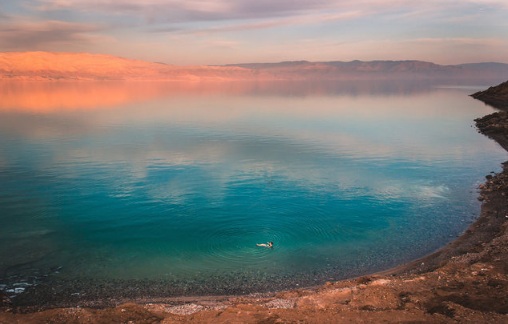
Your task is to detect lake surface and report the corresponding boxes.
[0,80,506,300]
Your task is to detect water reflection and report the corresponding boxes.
[0,79,488,113]
[0,80,501,161]
[0,81,502,215]
[0,79,506,298]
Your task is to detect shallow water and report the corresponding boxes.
[0,80,506,299]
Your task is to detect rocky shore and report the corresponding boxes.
[1,83,508,323]
[471,81,508,111]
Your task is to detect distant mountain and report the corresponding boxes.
[0,52,252,81]
[1,52,508,82]
[471,80,508,110]
[226,60,508,81]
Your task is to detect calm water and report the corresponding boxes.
[0,80,506,299]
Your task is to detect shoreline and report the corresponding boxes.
[1,89,507,322]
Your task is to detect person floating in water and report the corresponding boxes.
[257,242,273,248]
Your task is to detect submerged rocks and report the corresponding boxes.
[473,80,508,153]
[475,111,508,151]
[0,291,11,307]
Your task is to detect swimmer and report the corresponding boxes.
[256,241,273,248]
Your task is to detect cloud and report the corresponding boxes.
[408,37,503,46]
[27,0,508,22]
[25,0,508,44]
[0,19,104,50]
[150,10,363,35]
[28,0,508,36]
[466,0,508,9]
[6,0,508,64]
[30,0,381,24]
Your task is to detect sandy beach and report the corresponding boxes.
[1,85,507,323]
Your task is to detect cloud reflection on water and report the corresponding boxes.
[0,79,503,205]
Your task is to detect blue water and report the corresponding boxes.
[0,80,506,299]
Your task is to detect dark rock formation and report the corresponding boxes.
[471,80,508,111]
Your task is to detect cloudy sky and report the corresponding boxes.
[1,1,507,65]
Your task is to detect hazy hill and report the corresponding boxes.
[227,60,508,80]
[0,52,253,81]
[1,51,508,81]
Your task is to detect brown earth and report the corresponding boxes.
[1,83,508,323]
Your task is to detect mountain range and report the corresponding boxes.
[1,51,508,82]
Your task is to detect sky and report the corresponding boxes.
[1,1,507,65]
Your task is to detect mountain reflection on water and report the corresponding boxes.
[0,79,482,112]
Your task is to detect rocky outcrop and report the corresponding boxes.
[475,111,508,151]
[471,80,508,111]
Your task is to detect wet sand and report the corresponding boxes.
[1,86,507,323]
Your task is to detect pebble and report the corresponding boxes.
[166,304,204,315]
[13,282,32,287]
[5,287,25,294]
[264,298,296,309]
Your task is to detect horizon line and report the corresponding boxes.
[2,51,508,67]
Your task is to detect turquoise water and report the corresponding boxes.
[0,80,506,300]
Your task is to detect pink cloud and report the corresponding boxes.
[0,19,105,51]
[150,10,365,35]
[31,0,376,23]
